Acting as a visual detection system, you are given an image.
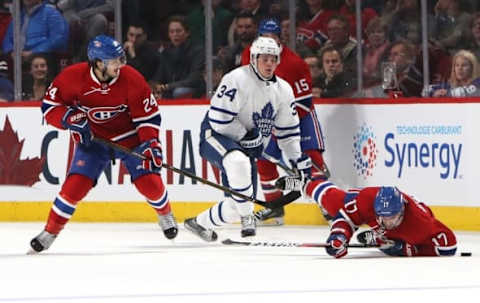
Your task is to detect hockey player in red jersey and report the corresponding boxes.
[241,18,329,225]
[301,179,457,258]
[29,35,178,253]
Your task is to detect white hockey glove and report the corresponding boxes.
[275,155,312,191]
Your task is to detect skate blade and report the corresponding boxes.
[256,217,284,226]
[26,248,40,255]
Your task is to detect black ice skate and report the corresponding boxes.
[356,230,377,246]
[240,214,256,237]
[29,230,57,254]
[158,212,178,240]
[254,207,285,226]
[184,217,218,242]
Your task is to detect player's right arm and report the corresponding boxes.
[41,73,76,129]
[207,71,247,141]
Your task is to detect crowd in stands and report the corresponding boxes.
[0,0,480,102]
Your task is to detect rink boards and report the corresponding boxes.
[0,99,479,230]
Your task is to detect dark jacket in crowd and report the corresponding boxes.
[318,72,356,98]
[126,42,160,81]
[153,39,204,98]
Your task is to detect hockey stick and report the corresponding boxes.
[221,238,379,248]
[92,137,301,208]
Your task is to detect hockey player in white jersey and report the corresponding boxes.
[184,37,310,241]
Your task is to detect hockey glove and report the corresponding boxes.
[136,139,163,173]
[61,108,92,146]
[326,233,348,258]
[380,240,418,257]
[275,155,312,191]
[240,128,263,158]
[357,230,396,248]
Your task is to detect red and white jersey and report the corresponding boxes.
[241,45,313,118]
[296,9,335,50]
[41,62,161,148]
[305,180,457,256]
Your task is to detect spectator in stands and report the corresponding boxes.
[423,49,480,97]
[193,58,225,98]
[279,14,313,57]
[383,0,434,44]
[57,0,113,61]
[339,0,378,38]
[317,46,355,98]
[363,17,390,85]
[152,15,204,99]
[57,0,112,42]
[187,0,233,52]
[296,0,336,51]
[318,14,358,75]
[458,12,480,61]
[217,12,257,72]
[430,0,472,55]
[0,58,13,101]
[358,39,422,98]
[0,1,11,52]
[123,21,160,81]
[2,0,69,57]
[268,0,288,19]
[22,53,51,100]
[227,0,270,47]
[304,54,322,97]
[304,54,322,84]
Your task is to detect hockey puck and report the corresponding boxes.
[460,252,472,257]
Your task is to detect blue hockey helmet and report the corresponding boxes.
[258,18,281,37]
[87,35,126,65]
[374,187,405,229]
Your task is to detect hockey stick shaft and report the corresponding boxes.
[222,238,379,248]
[92,137,300,208]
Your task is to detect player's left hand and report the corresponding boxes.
[137,139,163,173]
[326,233,348,258]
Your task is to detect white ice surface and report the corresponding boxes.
[0,223,479,303]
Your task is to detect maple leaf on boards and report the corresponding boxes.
[0,116,45,186]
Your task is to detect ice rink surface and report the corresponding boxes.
[0,223,479,303]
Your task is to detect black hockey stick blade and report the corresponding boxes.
[254,190,301,208]
[221,238,378,248]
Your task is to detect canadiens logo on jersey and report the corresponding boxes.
[253,102,276,137]
[87,104,128,124]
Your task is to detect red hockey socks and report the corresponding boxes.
[134,174,171,215]
[45,174,93,234]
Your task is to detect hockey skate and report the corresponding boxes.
[184,217,218,242]
[254,207,285,226]
[158,212,178,240]
[240,214,256,237]
[29,230,57,254]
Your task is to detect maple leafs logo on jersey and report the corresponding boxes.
[252,102,276,137]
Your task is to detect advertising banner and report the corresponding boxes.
[0,103,477,206]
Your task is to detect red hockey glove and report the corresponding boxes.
[326,233,348,258]
[136,139,163,173]
[61,108,92,146]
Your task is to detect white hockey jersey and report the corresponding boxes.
[206,65,302,161]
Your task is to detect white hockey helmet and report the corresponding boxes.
[250,36,280,79]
